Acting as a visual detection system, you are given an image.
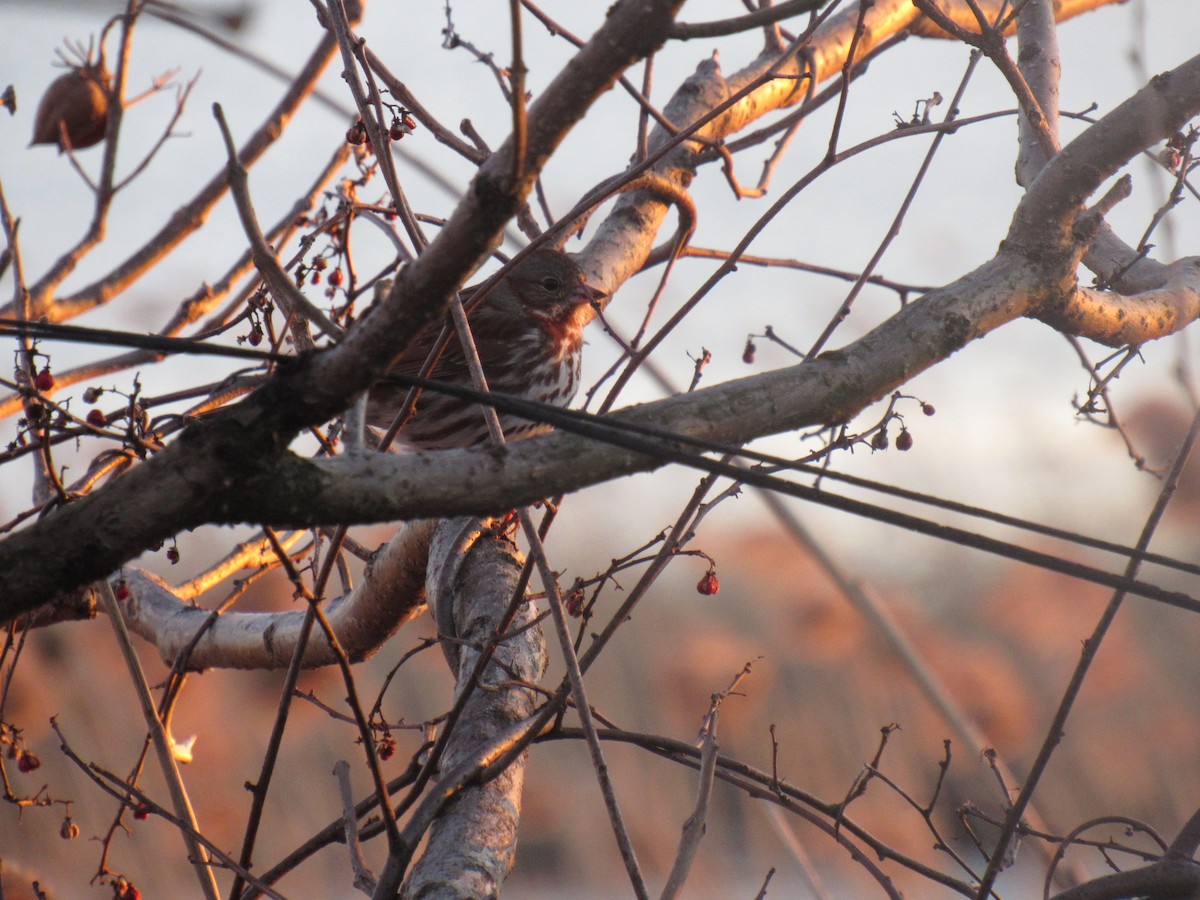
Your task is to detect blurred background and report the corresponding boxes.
[1,0,1199,896]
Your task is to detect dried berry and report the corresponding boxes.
[388,112,416,141]
[17,751,41,773]
[86,408,105,428]
[921,403,936,416]
[166,546,180,565]
[114,580,130,601]
[871,430,888,451]
[742,338,757,365]
[696,572,720,596]
[34,367,55,392]
[60,818,80,840]
[896,429,914,451]
[328,268,344,287]
[346,121,367,146]
[31,58,110,152]
[131,803,150,821]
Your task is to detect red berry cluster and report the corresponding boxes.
[346,109,418,148]
[389,111,417,141]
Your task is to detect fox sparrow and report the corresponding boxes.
[366,248,606,449]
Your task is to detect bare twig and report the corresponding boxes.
[96,580,220,900]
[976,401,1200,896]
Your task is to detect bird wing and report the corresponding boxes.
[376,304,513,387]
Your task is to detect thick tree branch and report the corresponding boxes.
[399,519,547,895]
[1015,0,1062,186]
[116,520,436,670]
[1010,54,1200,255]
[1035,257,1200,346]
[0,247,1039,616]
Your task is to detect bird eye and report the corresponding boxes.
[540,276,561,292]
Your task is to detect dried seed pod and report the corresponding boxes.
[31,59,110,152]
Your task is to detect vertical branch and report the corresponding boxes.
[823,0,874,161]
[324,0,428,254]
[660,696,721,900]
[0,184,52,507]
[437,276,650,898]
[636,55,655,162]
[1015,0,1062,185]
[402,521,548,897]
[509,0,528,183]
[97,581,221,900]
[228,602,317,900]
[519,508,650,900]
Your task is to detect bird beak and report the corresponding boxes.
[572,280,608,309]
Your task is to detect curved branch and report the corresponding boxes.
[118,520,435,670]
[1049,857,1200,900]
[669,0,826,40]
[1036,257,1200,346]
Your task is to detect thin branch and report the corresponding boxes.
[96,581,220,900]
[660,688,724,899]
[976,400,1200,897]
[670,0,828,39]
